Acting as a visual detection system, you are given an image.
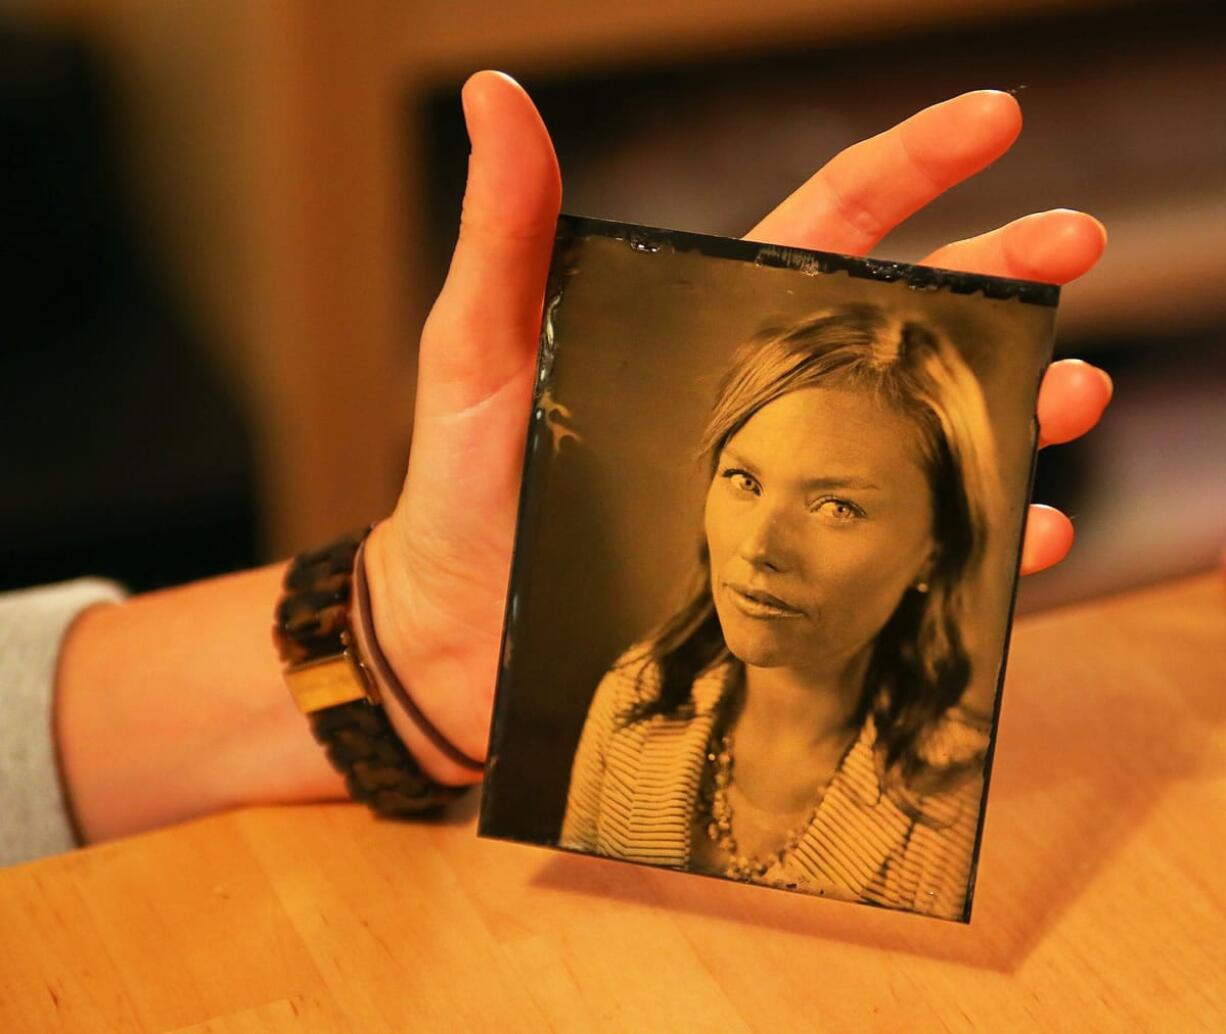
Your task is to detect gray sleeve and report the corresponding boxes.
[1,578,127,868]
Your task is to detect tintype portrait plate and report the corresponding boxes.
[479,215,1058,923]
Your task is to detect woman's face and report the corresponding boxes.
[704,385,936,675]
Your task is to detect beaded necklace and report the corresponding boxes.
[701,730,823,882]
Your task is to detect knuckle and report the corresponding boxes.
[816,165,889,248]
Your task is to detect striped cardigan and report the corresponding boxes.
[560,648,988,922]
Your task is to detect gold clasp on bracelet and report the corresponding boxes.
[284,649,380,714]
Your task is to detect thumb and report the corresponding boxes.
[417,70,562,420]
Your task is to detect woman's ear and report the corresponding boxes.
[912,546,938,593]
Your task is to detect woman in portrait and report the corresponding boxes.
[560,303,1006,921]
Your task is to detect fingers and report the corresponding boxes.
[1037,359,1114,448]
[745,91,1021,254]
[1020,504,1075,576]
[418,71,562,418]
[920,208,1107,285]
[923,210,1112,443]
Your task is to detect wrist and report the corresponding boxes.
[358,520,486,786]
[59,567,347,843]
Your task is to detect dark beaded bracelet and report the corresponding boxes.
[272,527,468,817]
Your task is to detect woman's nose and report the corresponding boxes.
[736,505,796,572]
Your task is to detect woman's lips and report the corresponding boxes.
[725,582,804,619]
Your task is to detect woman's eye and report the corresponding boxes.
[719,468,759,495]
[814,498,863,521]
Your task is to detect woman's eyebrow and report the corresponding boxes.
[721,448,881,491]
[802,476,883,491]
[719,448,759,472]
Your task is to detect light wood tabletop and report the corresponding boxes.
[3,573,1223,1032]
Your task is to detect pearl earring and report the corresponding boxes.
[914,581,930,594]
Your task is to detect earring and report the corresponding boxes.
[913,581,930,594]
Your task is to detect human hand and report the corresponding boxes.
[364,72,1112,784]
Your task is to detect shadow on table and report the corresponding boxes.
[528,578,1225,973]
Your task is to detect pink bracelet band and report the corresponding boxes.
[353,539,485,773]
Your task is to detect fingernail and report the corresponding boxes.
[1094,366,1114,403]
[460,86,476,146]
[460,72,490,142]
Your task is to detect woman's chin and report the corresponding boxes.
[721,627,796,669]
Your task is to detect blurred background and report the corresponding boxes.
[3,0,1223,614]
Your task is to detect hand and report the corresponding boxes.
[364,72,1112,784]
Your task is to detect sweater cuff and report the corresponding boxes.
[0,578,127,868]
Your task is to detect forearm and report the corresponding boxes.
[55,563,345,843]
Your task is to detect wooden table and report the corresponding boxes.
[3,574,1223,1032]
